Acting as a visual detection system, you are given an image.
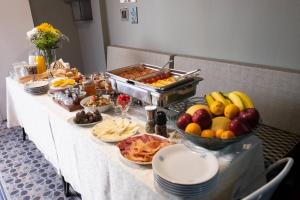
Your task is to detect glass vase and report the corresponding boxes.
[41,48,57,68]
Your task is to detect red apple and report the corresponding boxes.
[229,117,251,136]
[176,113,192,130]
[239,108,260,128]
[192,109,212,129]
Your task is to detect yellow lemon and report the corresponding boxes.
[224,104,240,119]
[210,101,225,116]
[185,123,201,135]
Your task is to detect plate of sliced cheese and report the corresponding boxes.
[91,117,139,142]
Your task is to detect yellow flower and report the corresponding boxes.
[37,23,61,35]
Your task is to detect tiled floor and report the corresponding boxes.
[0,121,80,200]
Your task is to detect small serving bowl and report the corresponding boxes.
[80,95,112,113]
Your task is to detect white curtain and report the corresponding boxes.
[0,0,34,120]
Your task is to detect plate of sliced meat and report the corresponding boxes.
[117,134,171,165]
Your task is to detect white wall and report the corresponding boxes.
[76,0,107,74]
[0,0,34,120]
[104,0,300,71]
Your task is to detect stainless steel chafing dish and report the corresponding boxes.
[106,64,203,107]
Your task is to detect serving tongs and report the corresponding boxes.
[135,60,173,82]
[175,68,201,81]
[151,60,174,76]
[160,60,174,71]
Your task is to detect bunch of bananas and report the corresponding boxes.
[205,91,254,118]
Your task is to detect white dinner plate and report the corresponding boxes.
[25,86,48,91]
[152,144,219,185]
[25,80,49,89]
[154,174,217,190]
[91,117,139,142]
[154,174,217,192]
[25,87,49,95]
[155,181,210,197]
[119,152,152,165]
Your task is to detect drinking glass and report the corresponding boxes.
[12,61,27,78]
[35,55,46,74]
[116,94,132,119]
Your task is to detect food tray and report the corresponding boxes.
[106,64,202,92]
[106,64,203,107]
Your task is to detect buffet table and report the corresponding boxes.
[6,77,266,200]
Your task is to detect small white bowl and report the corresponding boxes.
[80,96,112,113]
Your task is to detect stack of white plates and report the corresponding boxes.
[152,144,219,198]
[24,81,49,95]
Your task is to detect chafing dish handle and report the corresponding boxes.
[147,91,152,105]
[126,80,135,85]
[176,84,197,95]
[112,79,118,93]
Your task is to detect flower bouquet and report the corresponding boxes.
[27,23,69,67]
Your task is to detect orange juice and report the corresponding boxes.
[35,55,46,74]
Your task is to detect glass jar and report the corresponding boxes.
[155,111,167,137]
[146,120,155,133]
[28,51,36,65]
[145,105,157,133]
[83,77,96,96]
[25,64,38,75]
[12,61,27,78]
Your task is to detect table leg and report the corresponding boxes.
[22,127,26,141]
[61,176,70,197]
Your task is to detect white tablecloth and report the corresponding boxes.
[6,77,266,200]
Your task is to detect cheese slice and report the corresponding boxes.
[92,117,139,142]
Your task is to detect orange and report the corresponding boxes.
[185,123,201,135]
[220,131,236,140]
[224,104,240,119]
[215,129,224,139]
[201,129,215,138]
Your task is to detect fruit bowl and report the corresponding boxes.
[174,112,261,150]
[171,91,261,150]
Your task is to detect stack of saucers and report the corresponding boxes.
[24,80,49,95]
[152,144,219,198]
